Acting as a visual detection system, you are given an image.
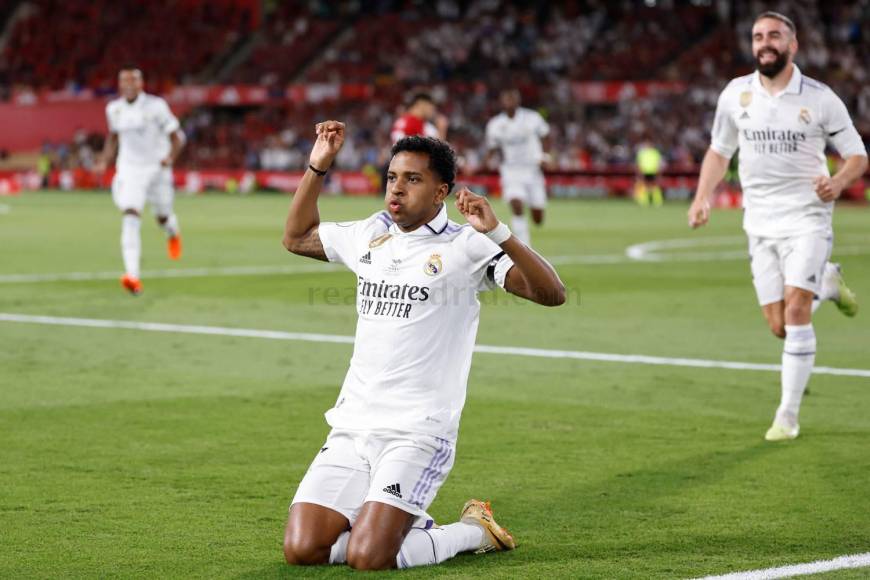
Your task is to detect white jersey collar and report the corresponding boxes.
[123,92,145,107]
[752,64,802,97]
[389,203,449,236]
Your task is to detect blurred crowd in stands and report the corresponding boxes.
[7,0,868,175]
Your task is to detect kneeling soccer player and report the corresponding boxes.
[281,121,566,570]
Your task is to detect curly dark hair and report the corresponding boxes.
[391,136,457,193]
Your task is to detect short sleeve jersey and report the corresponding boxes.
[317,204,514,440]
[710,66,867,238]
[485,107,550,168]
[106,93,181,171]
[391,114,439,143]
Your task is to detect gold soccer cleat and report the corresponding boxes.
[460,499,517,553]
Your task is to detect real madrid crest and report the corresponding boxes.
[368,233,392,248]
[423,253,443,276]
[739,91,752,108]
[798,108,811,125]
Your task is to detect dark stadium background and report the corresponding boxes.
[0,0,867,200]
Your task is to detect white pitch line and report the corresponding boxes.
[0,255,630,283]
[2,313,869,379]
[2,238,866,284]
[0,263,343,283]
[692,551,870,580]
[626,236,870,263]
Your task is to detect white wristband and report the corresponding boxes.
[484,222,512,245]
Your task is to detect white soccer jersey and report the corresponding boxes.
[106,93,180,171]
[710,65,867,238]
[485,107,550,168]
[317,205,514,441]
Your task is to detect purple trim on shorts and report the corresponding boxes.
[409,439,449,506]
[417,445,452,504]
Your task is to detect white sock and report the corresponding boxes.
[328,531,350,564]
[396,523,484,569]
[776,323,816,427]
[510,215,529,245]
[121,214,142,278]
[160,213,180,238]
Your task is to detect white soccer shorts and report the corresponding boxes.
[748,232,832,306]
[112,166,174,216]
[500,166,547,209]
[290,429,454,526]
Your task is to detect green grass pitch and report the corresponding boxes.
[1,191,869,579]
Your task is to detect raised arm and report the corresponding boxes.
[282,120,346,261]
[688,147,731,229]
[455,187,565,307]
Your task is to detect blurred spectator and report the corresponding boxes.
[10,0,867,175]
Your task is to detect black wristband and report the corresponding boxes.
[308,164,328,176]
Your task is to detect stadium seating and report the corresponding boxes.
[2,0,867,176]
[1,0,257,93]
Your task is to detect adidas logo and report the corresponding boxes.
[383,483,402,499]
[359,251,372,264]
[740,111,750,119]
[807,274,816,283]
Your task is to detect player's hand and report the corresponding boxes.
[93,159,107,174]
[310,121,345,171]
[540,152,556,172]
[688,197,710,229]
[455,187,498,233]
[813,175,843,202]
[160,156,172,167]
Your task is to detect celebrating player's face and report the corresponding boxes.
[118,69,144,102]
[385,151,448,229]
[752,18,796,78]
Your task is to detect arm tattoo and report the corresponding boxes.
[288,226,328,262]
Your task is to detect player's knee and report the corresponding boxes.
[509,200,524,215]
[156,215,168,225]
[346,540,396,571]
[283,533,329,566]
[784,301,811,324]
[768,321,786,339]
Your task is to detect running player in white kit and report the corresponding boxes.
[281,121,565,570]
[485,89,551,245]
[96,67,186,295]
[688,12,868,441]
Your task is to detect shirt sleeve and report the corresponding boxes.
[155,98,181,135]
[822,91,868,158]
[485,119,499,150]
[105,104,117,133]
[709,88,738,159]
[463,229,514,292]
[535,112,550,138]
[318,213,388,274]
